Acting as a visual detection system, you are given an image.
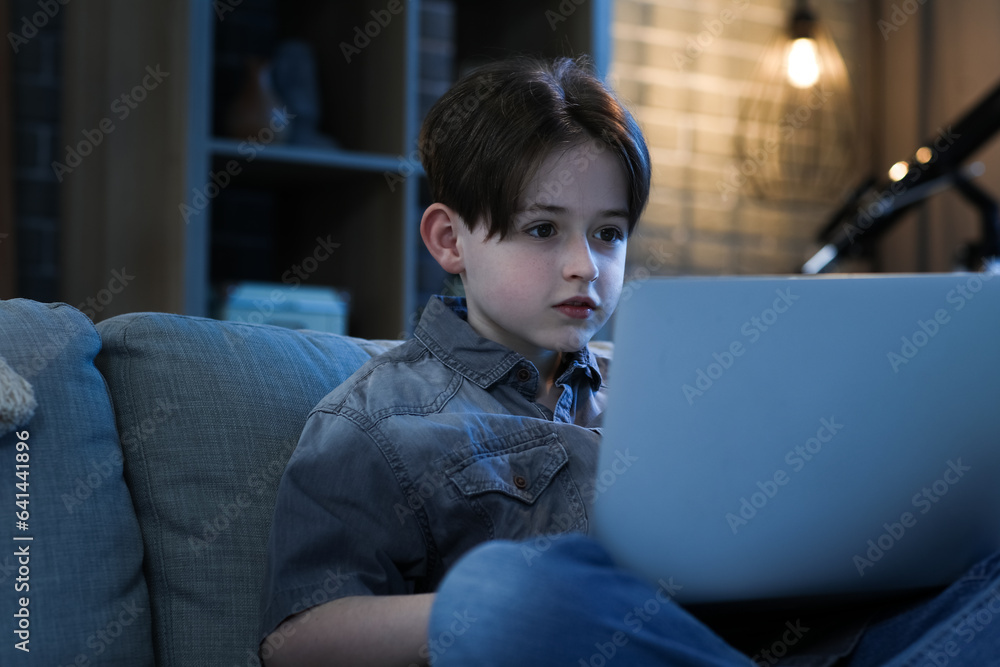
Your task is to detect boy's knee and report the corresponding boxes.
[435,534,613,620]
[436,539,533,608]
[430,536,605,664]
[520,532,618,579]
[458,538,527,572]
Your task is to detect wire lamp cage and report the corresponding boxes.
[735,0,858,203]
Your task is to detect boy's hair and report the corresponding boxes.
[419,57,651,240]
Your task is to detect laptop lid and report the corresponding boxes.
[591,273,1000,604]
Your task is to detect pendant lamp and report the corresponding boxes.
[734,0,858,203]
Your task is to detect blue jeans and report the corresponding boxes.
[428,535,1000,666]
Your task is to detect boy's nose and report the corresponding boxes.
[563,236,599,283]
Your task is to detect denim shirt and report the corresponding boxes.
[259,295,610,637]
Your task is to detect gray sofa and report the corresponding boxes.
[0,298,400,666]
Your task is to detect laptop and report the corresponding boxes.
[590,272,1000,605]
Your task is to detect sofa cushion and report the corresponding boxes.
[0,300,153,665]
[95,313,385,667]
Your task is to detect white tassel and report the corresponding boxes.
[0,355,37,436]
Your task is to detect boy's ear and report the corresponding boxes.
[420,203,466,275]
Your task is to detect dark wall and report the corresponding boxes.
[9,0,63,301]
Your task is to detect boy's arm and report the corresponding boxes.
[263,593,436,667]
[260,410,435,661]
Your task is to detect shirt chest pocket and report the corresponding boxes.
[443,433,587,540]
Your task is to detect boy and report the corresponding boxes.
[260,58,1000,666]
[258,55,656,666]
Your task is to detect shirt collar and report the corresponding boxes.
[413,295,603,392]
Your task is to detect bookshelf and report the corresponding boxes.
[61,0,611,338]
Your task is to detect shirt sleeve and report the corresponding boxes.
[258,407,428,639]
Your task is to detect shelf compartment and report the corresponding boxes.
[208,170,407,339]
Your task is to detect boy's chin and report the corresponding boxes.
[545,331,599,353]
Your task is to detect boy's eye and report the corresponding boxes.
[527,223,556,238]
[596,226,626,243]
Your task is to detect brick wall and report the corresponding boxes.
[611,0,866,277]
[8,0,64,301]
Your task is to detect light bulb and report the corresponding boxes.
[787,38,820,89]
[889,161,910,182]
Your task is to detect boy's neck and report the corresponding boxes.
[528,349,561,385]
[535,377,564,412]
[531,350,564,410]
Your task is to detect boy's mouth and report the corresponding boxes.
[554,297,597,319]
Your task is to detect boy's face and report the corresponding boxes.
[456,139,630,361]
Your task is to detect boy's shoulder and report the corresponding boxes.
[309,337,455,420]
